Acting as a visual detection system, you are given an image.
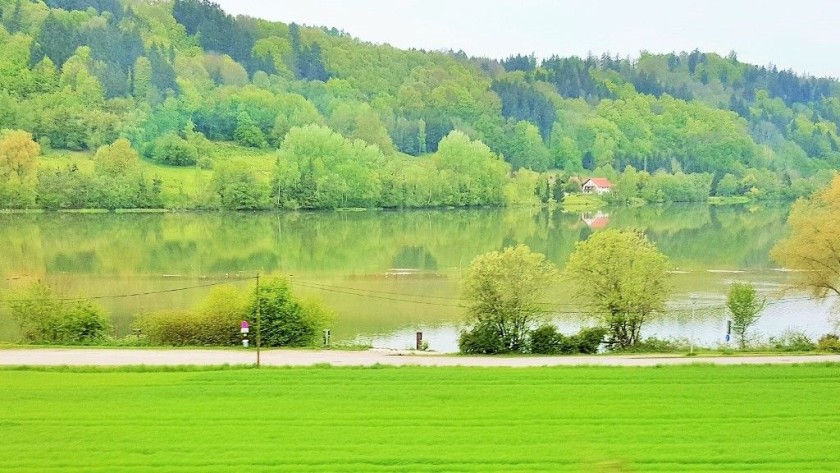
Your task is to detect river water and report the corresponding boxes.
[0,204,835,351]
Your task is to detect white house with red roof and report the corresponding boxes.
[581,178,612,195]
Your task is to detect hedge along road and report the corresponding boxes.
[2,348,840,367]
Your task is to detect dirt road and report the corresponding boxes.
[1,348,839,367]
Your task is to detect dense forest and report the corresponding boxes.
[0,0,837,210]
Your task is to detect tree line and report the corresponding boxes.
[0,0,838,210]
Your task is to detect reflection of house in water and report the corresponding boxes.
[582,211,610,229]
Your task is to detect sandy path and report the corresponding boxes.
[1,348,839,367]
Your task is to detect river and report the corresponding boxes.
[0,204,835,351]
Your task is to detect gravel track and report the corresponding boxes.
[2,348,840,367]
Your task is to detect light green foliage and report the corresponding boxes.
[135,285,248,346]
[210,160,270,210]
[726,282,766,349]
[249,277,329,347]
[151,133,198,166]
[270,93,323,145]
[7,282,109,345]
[93,138,139,176]
[276,124,385,209]
[433,130,510,206]
[772,175,840,299]
[461,245,557,353]
[0,128,39,207]
[0,0,835,212]
[565,229,671,348]
[1,365,840,471]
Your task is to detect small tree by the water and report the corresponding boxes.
[565,230,671,349]
[460,245,557,354]
[727,282,766,349]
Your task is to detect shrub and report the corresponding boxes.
[8,283,110,345]
[525,325,607,355]
[151,134,198,166]
[135,285,248,346]
[250,278,330,347]
[574,327,608,354]
[609,336,684,354]
[529,324,562,354]
[459,323,507,354]
[197,157,214,170]
[817,334,840,353]
[769,330,816,352]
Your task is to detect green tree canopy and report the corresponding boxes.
[565,229,671,348]
[461,245,558,353]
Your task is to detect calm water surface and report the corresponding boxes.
[1,205,834,351]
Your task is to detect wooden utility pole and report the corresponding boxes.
[256,273,261,368]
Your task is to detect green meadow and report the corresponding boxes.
[1,364,839,472]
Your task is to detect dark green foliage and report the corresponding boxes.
[249,278,326,347]
[148,45,178,94]
[491,78,556,141]
[817,334,840,353]
[528,325,606,355]
[528,324,562,354]
[30,12,81,68]
[501,54,536,73]
[172,0,259,73]
[42,0,123,20]
[458,322,507,354]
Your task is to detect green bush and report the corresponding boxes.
[574,327,608,354]
[135,285,247,346]
[151,134,198,166]
[529,324,562,354]
[250,278,330,347]
[610,336,683,354]
[769,330,816,352]
[8,283,110,345]
[459,323,508,354]
[523,325,607,355]
[817,334,840,353]
[197,157,214,170]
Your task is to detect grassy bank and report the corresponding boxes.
[1,364,838,472]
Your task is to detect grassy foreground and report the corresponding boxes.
[1,364,839,472]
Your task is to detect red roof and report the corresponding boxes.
[585,178,612,188]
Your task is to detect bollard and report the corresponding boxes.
[416,331,423,351]
[323,329,331,346]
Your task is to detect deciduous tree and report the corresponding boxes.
[565,229,671,349]
[726,282,766,349]
[460,245,557,353]
[772,176,840,299]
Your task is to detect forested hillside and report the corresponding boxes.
[0,0,837,210]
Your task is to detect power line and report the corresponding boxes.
[0,278,257,306]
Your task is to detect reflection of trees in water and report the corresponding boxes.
[391,246,438,270]
[0,204,792,279]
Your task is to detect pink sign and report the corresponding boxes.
[241,321,249,329]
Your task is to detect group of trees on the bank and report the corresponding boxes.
[9,277,331,347]
[1,0,840,210]
[461,177,840,353]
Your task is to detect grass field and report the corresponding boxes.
[1,364,839,472]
